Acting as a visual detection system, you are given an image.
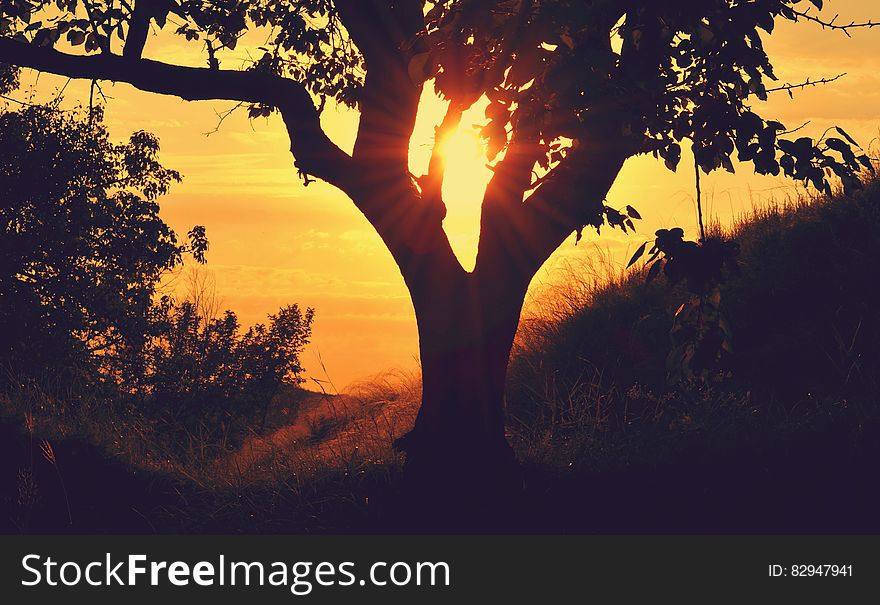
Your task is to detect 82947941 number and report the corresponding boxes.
[769,564,853,577]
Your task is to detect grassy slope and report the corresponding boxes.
[3,180,880,533]
[506,178,880,531]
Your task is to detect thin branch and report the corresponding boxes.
[0,93,37,106]
[82,0,111,53]
[695,158,705,242]
[763,73,846,96]
[89,78,95,124]
[204,101,245,136]
[51,77,72,107]
[418,101,463,217]
[791,9,878,38]
[779,120,811,137]
[88,79,110,124]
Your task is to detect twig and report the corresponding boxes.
[764,73,846,96]
[791,9,878,38]
[695,158,705,242]
[0,93,37,106]
[204,101,245,136]
[51,77,72,107]
[779,120,811,136]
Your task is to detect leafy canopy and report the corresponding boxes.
[421,1,872,202]
[0,0,874,275]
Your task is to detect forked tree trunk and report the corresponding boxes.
[394,264,527,508]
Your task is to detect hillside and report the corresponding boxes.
[504,177,880,531]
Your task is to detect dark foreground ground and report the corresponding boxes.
[3,414,878,534]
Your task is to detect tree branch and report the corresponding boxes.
[2,16,464,291]
[335,0,425,169]
[418,101,463,219]
[473,125,543,284]
[517,142,628,274]
[763,73,846,96]
[331,2,464,279]
[474,119,632,283]
[791,9,878,37]
[0,37,352,186]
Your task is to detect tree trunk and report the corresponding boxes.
[394,266,527,520]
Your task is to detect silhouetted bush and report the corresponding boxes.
[113,297,314,450]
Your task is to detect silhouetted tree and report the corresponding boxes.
[0,100,312,442]
[0,102,198,375]
[0,1,874,492]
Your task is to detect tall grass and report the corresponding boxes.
[507,175,880,474]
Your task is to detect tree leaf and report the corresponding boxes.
[627,242,647,269]
[835,127,859,148]
[67,29,85,46]
[645,259,663,284]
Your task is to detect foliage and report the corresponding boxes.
[420,1,872,215]
[0,2,872,207]
[0,102,203,374]
[0,99,316,457]
[114,297,315,436]
[626,227,740,381]
[0,2,874,323]
[0,60,18,93]
[1,0,364,106]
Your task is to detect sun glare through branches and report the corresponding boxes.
[410,89,495,270]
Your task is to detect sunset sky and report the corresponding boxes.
[10,0,880,388]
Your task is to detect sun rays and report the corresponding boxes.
[409,89,495,270]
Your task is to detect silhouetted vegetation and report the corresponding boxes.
[2,1,876,489]
[2,1,880,532]
[114,295,314,454]
[5,170,880,532]
[0,103,314,480]
[0,103,186,378]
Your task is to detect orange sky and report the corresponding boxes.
[10,0,880,389]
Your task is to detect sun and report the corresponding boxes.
[438,126,491,203]
[408,91,496,269]
[437,124,494,269]
[438,126,483,165]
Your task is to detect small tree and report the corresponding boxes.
[126,296,314,435]
[0,1,875,491]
